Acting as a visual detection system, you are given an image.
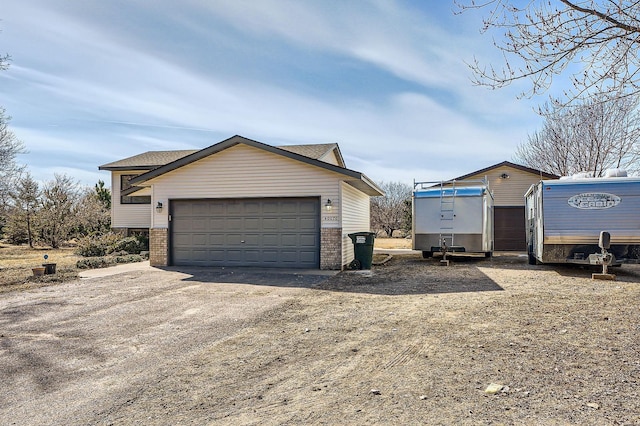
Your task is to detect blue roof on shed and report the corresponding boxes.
[414,186,485,198]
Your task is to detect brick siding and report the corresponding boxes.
[321,227,342,270]
[149,228,168,267]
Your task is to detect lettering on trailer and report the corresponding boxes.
[567,193,621,210]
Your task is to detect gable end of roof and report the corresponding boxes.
[454,161,560,181]
[130,135,363,185]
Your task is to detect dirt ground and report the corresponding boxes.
[2,253,640,425]
[374,237,412,250]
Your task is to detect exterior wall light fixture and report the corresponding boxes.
[500,173,510,179]
[156,201,163,213]
[325,199,333,211]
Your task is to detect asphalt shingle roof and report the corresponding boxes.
[102,135,383,196]
[99,143,339,170]
[99,150,198,170]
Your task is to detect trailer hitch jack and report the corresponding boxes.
[440,238,450,266]
[591,231,616,280]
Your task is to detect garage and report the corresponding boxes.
[101,135,384,269]
[171,197,320,268]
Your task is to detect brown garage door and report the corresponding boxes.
[494,206,525,251]
[170,198,320,268]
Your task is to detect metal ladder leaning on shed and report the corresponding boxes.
[439,180,456,251]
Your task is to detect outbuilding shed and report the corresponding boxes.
[99,135,383,269]
[452,161,559,251]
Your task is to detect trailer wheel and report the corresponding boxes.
[422,251,432,259]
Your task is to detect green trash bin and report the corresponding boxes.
[348,232,376,270]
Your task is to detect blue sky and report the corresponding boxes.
[1,1,547,188]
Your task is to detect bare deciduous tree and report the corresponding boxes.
[7,173,40,247]
[0,53,8,71]
[3,168,113,246]
[370,181,412,237]
[38,174,82,248]
[0,108,25,218]
[515,95,640,176]
[0,31,19,215]
[0,29,9,71]
[457,1,640,102]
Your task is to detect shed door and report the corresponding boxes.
[171,198,320,268]
[494,206,526,251]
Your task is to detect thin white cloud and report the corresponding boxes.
[189,1,464,88]
[116,133,203,151]
[1,0,542,187]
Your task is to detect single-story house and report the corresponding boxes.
[99,135,384,270]
[452,161,559,250]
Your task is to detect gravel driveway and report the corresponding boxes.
[2,255,640,425]
[0,267,332,425]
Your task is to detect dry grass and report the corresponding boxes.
[0,244,82,293]
[374,237,412,249]
[0,239,409,293]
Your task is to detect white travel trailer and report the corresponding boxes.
[525,172,640,265]
[412,179,494,258]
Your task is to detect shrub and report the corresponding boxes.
[75,237,106,257]
[75,233,150,257]
[75,233,119,257]
[115,254,144,263]
[76,257,112,269]
[108,236,145,255]
[135,233,149,251]
[75,254,145,269]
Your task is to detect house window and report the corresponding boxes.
[120,174,151,204]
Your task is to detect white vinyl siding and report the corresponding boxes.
[149,145,343,228]
[127,186,152,196]
[461,166,544,207]
[340,182,371,266]
[111,171,152,228]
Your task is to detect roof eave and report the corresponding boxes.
[98,165,157,172]
[346,174,385,196]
